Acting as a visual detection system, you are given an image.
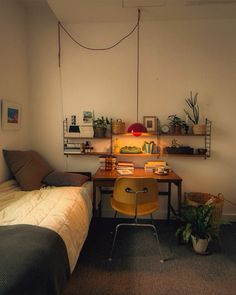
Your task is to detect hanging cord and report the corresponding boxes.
[58,9,141,66]
[136,13,140,122]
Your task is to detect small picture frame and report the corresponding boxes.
[82,111,94,124]
[143,116,157,132]
[1,100,21,130]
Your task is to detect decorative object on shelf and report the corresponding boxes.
[143,116,157,132]
[127,10,147,137]
[69,115,80,132]
[112,119,125,134]
[120,146,142,154]
[82,111,93,124]
[128,123,147,136]
[160,124,170,134]
[93,116,108,138]
[176,203,221,254]
[113,138,121,154]
[142,141,155,154]
[197,148,207,155]
[165,139,194,154]
[1,99,21,130]
[167,115,186,135]
[84,141,93,153]
[165,146,194,155]
[184,91,206,135]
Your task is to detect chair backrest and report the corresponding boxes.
[113,177,158,207]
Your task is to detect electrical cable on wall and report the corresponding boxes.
[57,9,141,66]
[57,9,141,170]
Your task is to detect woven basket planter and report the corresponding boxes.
[112,119,125,134]
[185,192,224,224]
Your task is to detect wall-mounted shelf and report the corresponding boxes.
[113,153,160,157]
[63,118,212,159]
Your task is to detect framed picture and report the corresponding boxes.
[1,100,21,130]
[82,111,94,124]
[143,116,157,132]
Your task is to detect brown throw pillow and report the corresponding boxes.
[43,171,89,187]
[3,150,53,191]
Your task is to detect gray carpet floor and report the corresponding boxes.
[63,219,236,295]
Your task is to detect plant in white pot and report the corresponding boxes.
[176,204,219,254]
[184,91,206,135]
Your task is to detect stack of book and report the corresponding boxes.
[116,161,134,175]
[144,161,168,172]
[99,156,117,170]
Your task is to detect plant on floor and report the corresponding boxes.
[176,204,220,254]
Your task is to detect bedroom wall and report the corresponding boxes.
[27,5,236,219]
[0,0,30,182]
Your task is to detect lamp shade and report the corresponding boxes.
[127,122,147,136]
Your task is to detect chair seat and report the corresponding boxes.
[111,198,159,217]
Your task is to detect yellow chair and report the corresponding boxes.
[109,177,164,262]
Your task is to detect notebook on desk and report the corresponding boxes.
[117,169,134,176]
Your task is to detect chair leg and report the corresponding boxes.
[108,224,121,261]
[150,224,165,263]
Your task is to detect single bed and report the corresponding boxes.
[0,178,93,295]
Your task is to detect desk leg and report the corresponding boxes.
[167,182,171,220]
[93,183,97,217]
[177,181,182,216]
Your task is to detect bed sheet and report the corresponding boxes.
[0,179,93,272]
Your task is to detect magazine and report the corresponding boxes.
[117,169,134,176]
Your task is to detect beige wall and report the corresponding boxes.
[27,5,236,218]
[0,0,31,181]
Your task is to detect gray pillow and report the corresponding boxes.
[43,171,89,187]
[3,150,53,191]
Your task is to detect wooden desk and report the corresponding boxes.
[92,168,182,219]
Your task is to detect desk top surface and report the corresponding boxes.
[93,168,182,182]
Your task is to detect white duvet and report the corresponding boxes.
[0,179,92,272]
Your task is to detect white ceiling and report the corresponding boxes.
[18,0,236,22]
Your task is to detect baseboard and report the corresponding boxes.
[99,210,236,222]
[222,213,236,222]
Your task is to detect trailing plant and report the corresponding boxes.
[176,204,220,243]
[184,91,199,124]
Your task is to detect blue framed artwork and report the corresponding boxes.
[1,100,21,130]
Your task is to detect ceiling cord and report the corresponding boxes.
[136,11,140,122]
[58,10,141,66]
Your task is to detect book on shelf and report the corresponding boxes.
[117,169,134,175]
[117,161,134,167]
[117,161,134,171]
[117,166,134,170]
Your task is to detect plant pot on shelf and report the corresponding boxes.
[94,127,106,138]
[191,235,209,254]
[173,125,182,135]
[193,124,206,135]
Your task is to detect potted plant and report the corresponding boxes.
[176,204,220,254]
[184,91,206,135]
[93,116,108,138]
[168,115,186,135]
